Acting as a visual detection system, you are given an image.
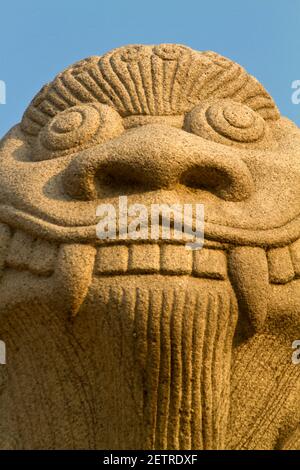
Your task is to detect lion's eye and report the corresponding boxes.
[32,103,124,161]
[184,99,273,149]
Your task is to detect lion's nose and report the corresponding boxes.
[63,124,254,201]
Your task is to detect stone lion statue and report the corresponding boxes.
[0,44,299,450]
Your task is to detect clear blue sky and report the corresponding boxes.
[1,0,300,137]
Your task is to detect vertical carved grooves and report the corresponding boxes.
[75,71,107,103]
[162,59,177,115]
[126,61,149,115]
[74,62,123,112]
[155,289,173,448]
[110,55,143,115]
[98,56,133,115]
[197,64,246,101]
[170,53,192,113]
[107,284,238,450]
[60,72,95,103]
[1,302,97,449]
[56,76,88,106]
[165,289,183,449]
[138,54,157,115]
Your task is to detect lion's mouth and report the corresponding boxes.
[1,223,299,281]
[0,221,299,330]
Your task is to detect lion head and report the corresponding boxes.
[0,44,299,450]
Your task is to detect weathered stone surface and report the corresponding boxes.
[0,44,299,450]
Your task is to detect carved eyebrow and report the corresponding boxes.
[20,44,280,142]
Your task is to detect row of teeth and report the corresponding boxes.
[0,223,299,283]
[267,241,300,284]
[94,243,227,279]
[0,225,58,277]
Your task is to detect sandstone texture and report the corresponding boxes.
[0,44,299,449]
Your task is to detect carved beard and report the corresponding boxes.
[94,280,238,450]
[1,235,300,450]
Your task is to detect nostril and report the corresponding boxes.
[63,151,174,201]
[95,160,172,193]
[181,166,233,193]
[95,165,148,192]
[180,162,254,202]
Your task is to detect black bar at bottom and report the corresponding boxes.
[0,450,298,466]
